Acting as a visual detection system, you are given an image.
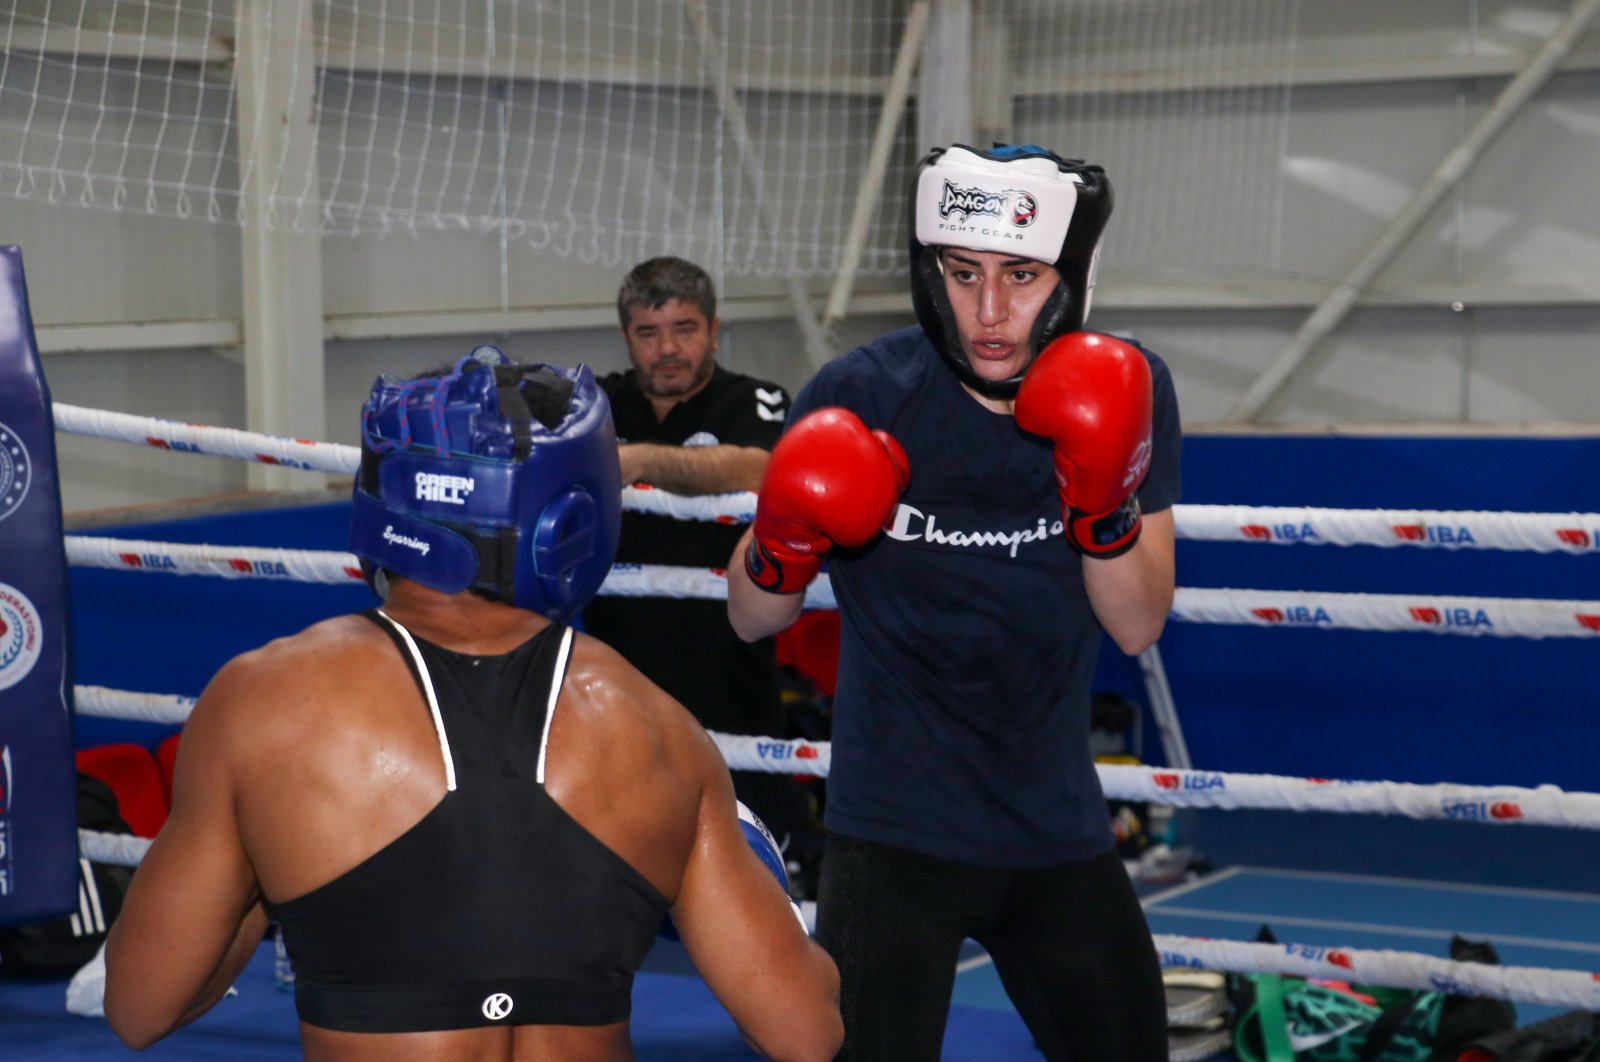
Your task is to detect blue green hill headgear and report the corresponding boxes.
[348,346,621,621]
[909,143,1114,399]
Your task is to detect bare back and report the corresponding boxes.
[222,595,716,1061]
[109,580,837,1062]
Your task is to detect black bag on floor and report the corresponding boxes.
[1429,935,1517,1060]
[0,772,136,977]
[1448,1010,1600,1062]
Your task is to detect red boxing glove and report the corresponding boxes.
[745,407,909,594]
[1014,332,1153,559]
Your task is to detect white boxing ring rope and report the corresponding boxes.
[58,539,1600,639]
[74,717,1600,830]
[71,726,1600,1010]
[49,400,1600,553]
[55,402,1600,1012]
[70,736,1600,1011]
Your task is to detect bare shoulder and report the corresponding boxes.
[545,632,718,894]
[561,632,722,774]
[188,613,397,753]
[204,614,384,698]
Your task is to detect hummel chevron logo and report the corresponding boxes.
[755,387,787,422]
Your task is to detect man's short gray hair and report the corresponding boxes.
[617,256,717,326]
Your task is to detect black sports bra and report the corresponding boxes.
[272,610,669,1032]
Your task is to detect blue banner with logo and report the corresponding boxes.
[0,245,79,925]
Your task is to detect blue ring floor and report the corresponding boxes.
[7,857,1597,1060]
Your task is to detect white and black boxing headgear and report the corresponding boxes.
[909,144,1113,399]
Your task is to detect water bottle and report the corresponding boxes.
[273,923,295,992]
[1148,803,1175,847]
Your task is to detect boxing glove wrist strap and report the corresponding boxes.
[1066,494,1142,559]
[744,537,823,595]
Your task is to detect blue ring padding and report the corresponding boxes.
[0,245,80,925]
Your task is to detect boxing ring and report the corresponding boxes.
[47,408,1600,991]
[5,278,1599,1056]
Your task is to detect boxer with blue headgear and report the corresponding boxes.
[909,144,1114,400]
[347,345,621,621]
[105,343,843,1057]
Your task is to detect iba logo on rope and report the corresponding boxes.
[0,421,32,522]
[0,583,43,692]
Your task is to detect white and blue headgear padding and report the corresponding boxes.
[909,143,1114,399]
[348,346,621,621]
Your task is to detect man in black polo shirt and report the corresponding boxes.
[584,256,803,847]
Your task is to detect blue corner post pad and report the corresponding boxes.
[0,245,82,925]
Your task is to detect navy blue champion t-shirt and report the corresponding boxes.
[788,326,1181,866]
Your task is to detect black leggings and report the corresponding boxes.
[815,834,1168,1062]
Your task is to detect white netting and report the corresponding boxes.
[1013,0,1300,271]
[3,1,1299,275]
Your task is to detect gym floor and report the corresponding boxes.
[8,827,1595,1060]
